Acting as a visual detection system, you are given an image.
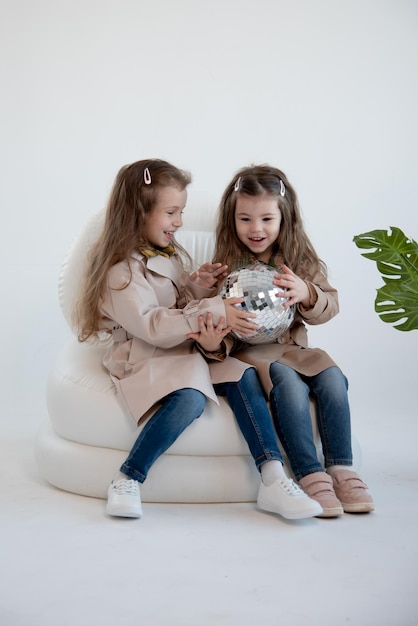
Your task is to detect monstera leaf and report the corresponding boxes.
[353,227,418,331]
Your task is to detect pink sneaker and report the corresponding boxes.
[331,470,374,513]
[299,472,343,517]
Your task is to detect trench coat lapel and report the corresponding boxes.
[132,252,182,288]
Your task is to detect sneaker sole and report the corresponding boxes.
[257,499,322,520]
[316,506,344,518]
[106,505,142,518]
[341,502,375,513]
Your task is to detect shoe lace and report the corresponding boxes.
[280,478,304,496]
[112,479,139,495]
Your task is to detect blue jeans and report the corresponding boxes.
[269,362,353,480]
[120,388,206,483]
[215,368,284,470]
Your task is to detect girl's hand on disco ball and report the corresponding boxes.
[188,313,231,352]
[190,262,229,289]
[224,297,259,336]
[273,265,310,307]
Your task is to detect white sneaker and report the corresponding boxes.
[106,479,143,518]
[257,478,323,520]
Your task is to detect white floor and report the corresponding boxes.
[1,416,417,626]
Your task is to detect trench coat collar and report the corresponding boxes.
[132,251,181,284]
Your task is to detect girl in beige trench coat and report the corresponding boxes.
[74,159,321,521]
[213,164,374,518]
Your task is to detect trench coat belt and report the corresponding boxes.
[112,325,133,342]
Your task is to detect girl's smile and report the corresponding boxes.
[235,194,282,263]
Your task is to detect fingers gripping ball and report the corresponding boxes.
[219,263,295,344]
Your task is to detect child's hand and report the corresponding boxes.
[224,298,258,336]
[188,313,231,352]
[273,265,310,307]
[190,262,228,289]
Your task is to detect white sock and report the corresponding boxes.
[327,465,353,476]
[261,460,288,486]
[112,471,130,483]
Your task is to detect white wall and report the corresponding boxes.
[1,0,417,433]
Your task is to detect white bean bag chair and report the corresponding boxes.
[35,212,361,502]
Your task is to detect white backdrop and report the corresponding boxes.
[1,0,417,435]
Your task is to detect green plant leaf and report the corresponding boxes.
[375,281,418,331]
[353,227,418,331]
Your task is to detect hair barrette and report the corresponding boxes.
[144,167,152,185]
[234,177,241,192]
[280,180,286,197]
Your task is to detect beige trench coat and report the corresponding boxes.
[226,270,340,397]
[99,252,250,424]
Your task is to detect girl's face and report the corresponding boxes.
[142,185,187,248]
[234,193,281,263]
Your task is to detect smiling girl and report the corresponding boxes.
[213,164,374,517]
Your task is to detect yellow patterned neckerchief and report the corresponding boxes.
[138,244,176,259]
[237,253,278,269]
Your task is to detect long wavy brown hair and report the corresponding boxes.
[213,164,327,280]
[73,159,191,342]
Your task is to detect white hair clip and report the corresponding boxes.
[144,167,152,185]
[234,177,241,192]
[280,180,286,197]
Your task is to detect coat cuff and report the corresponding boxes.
[298,283,326,320]
[182,296,227,332]
[196,341,227,361]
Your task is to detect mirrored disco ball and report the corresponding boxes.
[219,263,295,344]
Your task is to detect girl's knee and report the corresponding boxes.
[240,367,259,387]
[188,388,206,412]
[269,363,307,397]
[269,361,298,385]
[321,367,349,392]
[175,388,206,417]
